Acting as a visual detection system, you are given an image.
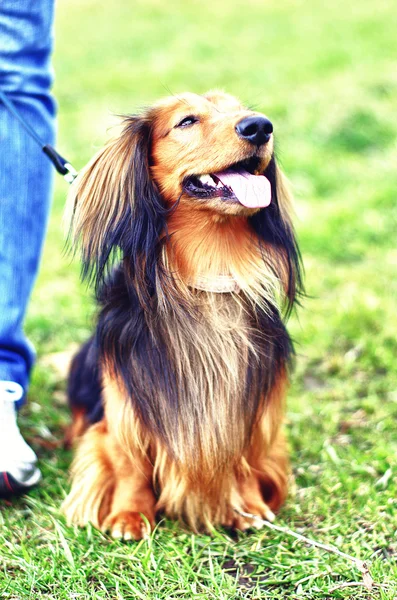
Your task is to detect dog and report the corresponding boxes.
[62,91,302,540]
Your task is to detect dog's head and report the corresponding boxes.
[150,91,274,217]
[67,91,301,308]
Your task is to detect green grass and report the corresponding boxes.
[1,0,397,597]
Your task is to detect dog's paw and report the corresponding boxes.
[101,510,154,541]
[232,502,275,531]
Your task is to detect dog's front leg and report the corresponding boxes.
[101,442,156,541]
[101,373,156,540]
[233,430,289,530]
[233,373,290,530]
[62,419,156,540]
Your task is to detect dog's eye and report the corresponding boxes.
[175,116,199,128]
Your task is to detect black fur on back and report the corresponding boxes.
[67,338,103,424]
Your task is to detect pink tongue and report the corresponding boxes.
[216,169,272,209]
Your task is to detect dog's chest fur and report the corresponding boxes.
[98,266,291,486]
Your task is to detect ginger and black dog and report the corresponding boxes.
[62,91,303,540]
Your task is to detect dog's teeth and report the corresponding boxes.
[199,174,213,186]
[211,174,222,187]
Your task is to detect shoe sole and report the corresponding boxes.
[0,471,41,498]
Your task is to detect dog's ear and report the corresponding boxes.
[66,116,167,295]
[249,156,303,312]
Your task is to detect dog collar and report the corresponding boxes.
[189,275,240,294]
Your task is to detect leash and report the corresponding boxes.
[0,90,78,184]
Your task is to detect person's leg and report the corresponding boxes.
[0,0,56,495]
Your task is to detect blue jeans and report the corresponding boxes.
[0,0,56,399]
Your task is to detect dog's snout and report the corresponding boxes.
[235,116,273,146]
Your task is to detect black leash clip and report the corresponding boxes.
[42,144,78,183]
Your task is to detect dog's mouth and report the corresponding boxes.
[183,157,272,209]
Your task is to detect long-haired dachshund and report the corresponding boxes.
[62,91,302,540]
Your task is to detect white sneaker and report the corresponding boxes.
[0,381,41,496]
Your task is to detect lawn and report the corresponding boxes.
[1,0,396,597]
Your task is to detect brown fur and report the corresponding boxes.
[63,91,300,538]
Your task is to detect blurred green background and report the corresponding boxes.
[2,0,397,598]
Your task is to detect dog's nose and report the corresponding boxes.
[235,116,273,146]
